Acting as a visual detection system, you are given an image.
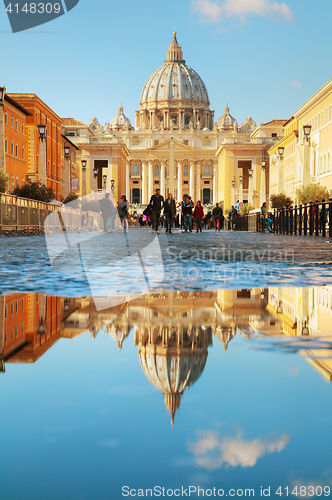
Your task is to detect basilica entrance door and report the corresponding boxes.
[132,188,140,204]
[203,188,211,204]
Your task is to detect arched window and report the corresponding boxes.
[133,164,139,175]
[204,164,210,174]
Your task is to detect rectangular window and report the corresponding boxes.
[15,119,18,130]
[154,180,159,184]
[11,116,13,127]
[185,117,190,125]
[11,176,14,190]
[133,180,139,184]
[204,180,210,184]
[15,144,18,157]
[184,180,188,185]
[154,140,159,146]
[154,167,159,176]
[11,142,14,155]
[271,133,277,138]
[184,167,188,176]
[318,113,320,128]
[5,138,7,153]
[329,105,332,123]
[22,146,25,160]
[4,333,7,344]
[16,176,19,187]
[5,113,7,124]
[22,123,24,133]
[5,305,7,318]
[184,140,189,145]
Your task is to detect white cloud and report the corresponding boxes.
[191,0,294,24]
[191,0,223,23]
[188,430,290,470]
[291,80,302,90]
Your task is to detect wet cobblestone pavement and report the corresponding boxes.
[1,227,332,294]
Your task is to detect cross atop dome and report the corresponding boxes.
[166,30,184,63]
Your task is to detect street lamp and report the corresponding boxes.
[93,167,98,178]
[231,179,236,188]
[81,159,87,198]
[277,301,283,314]
[37,318,46,335]
[248,169,253,178]
[278,146,284,159]
[261,159,267,169]
[64,299,70,313]
[0,86,5,104]
[38,124,46,142]
[103,174,107,188]
[239,175,243,183]
[64,145,70,160]
[303,124,312,138]
[111,179,115,190]
[302,321,309,335]
[81,159,87,169]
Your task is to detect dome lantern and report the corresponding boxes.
[165,31,184,63]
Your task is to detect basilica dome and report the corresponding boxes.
[136,32,214,130]
[110,104,132,130]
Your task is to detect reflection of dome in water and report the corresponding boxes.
[108,324,130,352]
[215,327,235,353]
[136,326,212,424]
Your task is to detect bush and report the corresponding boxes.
[0,170,8,193]
[296,183,330,204]
[238,203,254,215]
[270,193,293,209]
[13,181,55,202]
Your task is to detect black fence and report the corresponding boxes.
[223,199,332,237]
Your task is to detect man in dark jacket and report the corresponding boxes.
[182,198,193,232]
[212,203,223,231]
[149,189,164,233]
[100,192,115,232]
[228,205,238,231]
[164,193,176,233]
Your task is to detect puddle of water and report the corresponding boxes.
[1,288,332,499]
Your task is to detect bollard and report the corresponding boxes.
[299,204,302,236]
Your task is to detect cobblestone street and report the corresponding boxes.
[1,227,332,295]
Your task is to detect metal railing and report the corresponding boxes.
[222,199,332,237]
[0,194,103,236]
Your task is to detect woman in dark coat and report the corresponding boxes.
[164,193,176,233]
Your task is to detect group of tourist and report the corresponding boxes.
[99,189,243,234]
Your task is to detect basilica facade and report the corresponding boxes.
[63,32,282,209]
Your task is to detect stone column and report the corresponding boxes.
[189,160,195,199]
[126,160,130,202]
[160,160,166,199]
[260,166,266,206]
[196,160,201,202]
[142,160,148,204]
[148,160,153,200]
[212,160,217,203]
[177,160,183,202]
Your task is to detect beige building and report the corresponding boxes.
[63,32,283,208]
[269,78,332,203]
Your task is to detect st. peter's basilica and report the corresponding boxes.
[63,32,283,209]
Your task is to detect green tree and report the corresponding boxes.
[296,183,330,204]
[0,170,8,193]
[238,203,254,215]
[270,193,293,209]
[12,181,55,202]
[64,193,78,204]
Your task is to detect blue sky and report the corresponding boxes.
[0,0,331,128]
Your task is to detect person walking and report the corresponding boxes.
[149,188,164,233]
[164,193,176,233]
[261,202,273,233]
[193,200,204,233]
[118,195,129,232]
[212,203,223,231]
[100,192,114,233]
[228,205,238,231]
[182,198,193,232]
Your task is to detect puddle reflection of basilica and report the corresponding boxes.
[1,288,332,421]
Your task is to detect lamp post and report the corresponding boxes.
[239,175,243,204]
[303,124,312,186]
[248,168,254,206]
[0,86,5,173]
[231,178,236,207]
[81,159,87,198]
[103,174,107,190]
[260,159,267,207]
[38,124,47,185]
[93,167,98,192]
[277,146,284,194]
[111,179,115,190]
[64,145,71,199]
